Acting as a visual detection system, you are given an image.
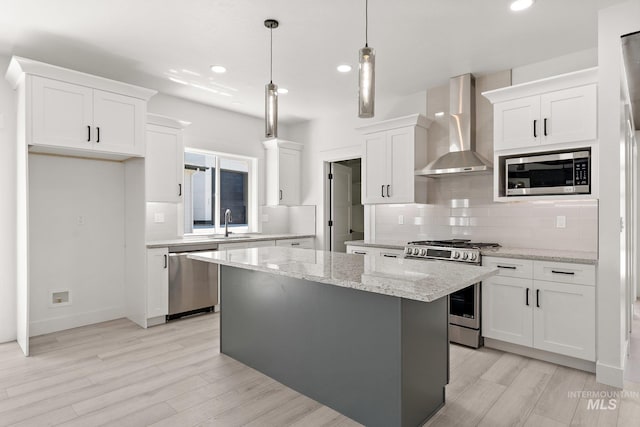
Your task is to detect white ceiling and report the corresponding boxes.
[0,0,626,123]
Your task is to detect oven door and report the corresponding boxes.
[449,283,480,329]
[505,151,590,196]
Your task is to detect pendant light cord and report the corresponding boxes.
[269,27,273,84]
[365,0,369,47]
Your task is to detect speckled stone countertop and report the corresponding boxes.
[188,247,498,303]
[344,240,406,250]
[147,234,315,249]
[480,247,598,265]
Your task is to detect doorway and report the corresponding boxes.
[327,158,364,252]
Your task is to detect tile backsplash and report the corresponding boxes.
[374,174,598,251]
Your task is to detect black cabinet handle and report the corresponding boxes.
[279,189,283,200]
[526,288,530,306]
[536,289,540,308]
[551,270,575,275]
[533,119,537,138]
[544,118,548,136]
[87,125,91,142]
[383,254,397,258]
[354,251,367,255]
[291,242,300,246]
[497,265,517,269]
[381,185,385,197]
[387,185,390,197]
[178,184,182,196]
[164,254,168,269]
[96,127,100,143]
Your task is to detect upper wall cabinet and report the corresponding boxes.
[146,114,190,203]
[358,114,432,204]
[263,139,303,206]
[5,56,156,160]
[483,68,597,153]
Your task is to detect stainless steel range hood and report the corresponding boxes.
[622,31,640,130]
[416,74,492,177]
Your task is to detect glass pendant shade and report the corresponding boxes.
[265,82,278,138]
[358,46,375,118]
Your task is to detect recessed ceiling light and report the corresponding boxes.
[337,64,352,73]
[510,0,534,11]
[210,65,227,74]
[277,88,289,94]
[168,77,188,85]
[434,111,445,117]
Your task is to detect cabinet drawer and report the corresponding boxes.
[533,261,595,286]
[482,257,533,279]
[378,249,403,259]
[276,238,315,249]
[347,246,376,256]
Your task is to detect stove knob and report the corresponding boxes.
[469,253,478,261]
[412,248,420,256]
[452,251,460,259]
[461,252,469,260]
[420,248,427,256]
[405,247,412,255]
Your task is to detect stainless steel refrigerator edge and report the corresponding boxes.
[168,243,219,319]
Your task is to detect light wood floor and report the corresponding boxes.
[0,312,638,427]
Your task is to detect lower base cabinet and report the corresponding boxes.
[482,257,595,361]
[147,248,169,319]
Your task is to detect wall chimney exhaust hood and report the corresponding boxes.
[416,73,492,177]
[622,31,640,130]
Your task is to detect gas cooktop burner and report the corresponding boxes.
[407,240,501,249]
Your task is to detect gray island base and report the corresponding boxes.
[220,265,448,427]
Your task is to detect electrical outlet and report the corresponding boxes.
[77,215,85,226]
[398,215,404,225]
[414,217,423,225]
[154,213,165,223]
[556,215,566,228]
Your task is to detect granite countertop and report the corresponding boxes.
[188,247,498,303]
[147,233,315,249]
[344,240,406,250]
[480,247,598,265]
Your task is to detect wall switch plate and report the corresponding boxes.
[414,217,423,225]
[77,215,85,226]
[154,213,165,223]
[398,215,404,225]
[556,215,566,228]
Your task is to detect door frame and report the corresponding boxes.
[323,156,362,252]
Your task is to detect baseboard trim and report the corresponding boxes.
[596,361,624,389]
[146,315,166,327]
[29,306,125,337]
[484,338,596,373]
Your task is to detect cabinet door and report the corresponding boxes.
[346,245,373,255]
[146,125,183,203]
[147,248,169,319]
[362,133,389,204]
[540,85,597,145]
[533,280,595,361]
[31,76,93,150]
[493,95,540,151]
[482,275,533,347]
[387,127,414,203]
[278,148,301,206]
[93,89,145,156]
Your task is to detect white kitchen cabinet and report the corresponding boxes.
[263,139,303,206]
[276,237,315,249]
[146,248,169,319]
[31,76,146,157]
[346,245,374,255]
[6,57,155,160]
[484,68,597,152]
[146,115,189,203]
[218,239,276,250]
[482,256,596,361]
[359,114,431,204]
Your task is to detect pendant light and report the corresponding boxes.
[264,19,279,138]
[358,0,375,118]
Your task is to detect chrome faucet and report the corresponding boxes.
[224,209,232,237]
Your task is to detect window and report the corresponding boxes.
[184,149,255,235]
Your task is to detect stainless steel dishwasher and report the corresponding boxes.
[168,243,219,320]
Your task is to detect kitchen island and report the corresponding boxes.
[189,247,498,427]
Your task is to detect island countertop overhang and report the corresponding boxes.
[188,247,499,303]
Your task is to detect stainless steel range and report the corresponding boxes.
[404,239,500,348]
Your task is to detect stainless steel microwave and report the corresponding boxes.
[505,150,590,196]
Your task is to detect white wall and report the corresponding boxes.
[28,154,126,336]
[511,48,598,85]
[0,55,17,342]
[596,0,640,388]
